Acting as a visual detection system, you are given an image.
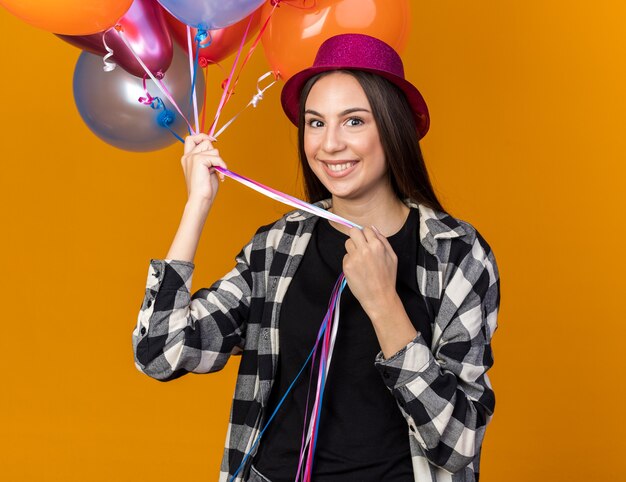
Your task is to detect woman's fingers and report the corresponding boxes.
[354,226,385,253]
[204,156,227,182]
[183,134,199,152]
[191,139,218,154]
[180,136,228,202]
[198,152,227,181]
[348,226,368,247]
[371,225,395,251]
[183,133,214,154]
[371,226,397,263]
[362,226,380,243]
[182,146,223,170]
[345,226,396,263]
[192,151,228,170]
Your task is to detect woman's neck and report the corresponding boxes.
[328,190,410,237]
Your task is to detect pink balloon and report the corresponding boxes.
[56,0,173,78]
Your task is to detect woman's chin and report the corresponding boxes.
[326,187,363,201]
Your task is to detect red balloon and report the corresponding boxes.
[56,0,173,78]
[165,8,262,65]
[57,32,108,57]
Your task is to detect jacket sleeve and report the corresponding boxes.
[374,228,500,474]
[131,240,253,382]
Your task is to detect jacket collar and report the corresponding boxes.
[285,198,466,256]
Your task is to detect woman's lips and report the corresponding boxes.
[320,160,359,178]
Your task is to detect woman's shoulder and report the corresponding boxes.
[411,202,500,297]
[247,201,328,250]
[409,200,495,259]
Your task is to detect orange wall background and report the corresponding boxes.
[1,1,624,480]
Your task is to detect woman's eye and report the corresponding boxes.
[347,117,364,126]
[306,118,363,127]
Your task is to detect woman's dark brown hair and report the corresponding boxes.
[297,69,446,214]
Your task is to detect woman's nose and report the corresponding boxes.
[322,125,346,152]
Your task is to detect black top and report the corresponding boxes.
[253,207,432,481]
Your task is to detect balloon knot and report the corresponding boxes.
[270,0,281,6]
[195,28,208,43]
[155,70,165,80]
[197,29,212,49]
[114,24,123,32]
[157,109,175,127]
[199,56,210,68]
[151,97,165,110]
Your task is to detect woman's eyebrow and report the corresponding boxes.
[304,107,371,117]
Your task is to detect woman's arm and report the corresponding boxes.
[345,225,500,474]
[374,229,500,474]
[132,240,253,382]
[132,133,249,381]
[165,197,212,262]
[166,132,228,262]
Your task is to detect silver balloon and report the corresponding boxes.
[73,43,205,152]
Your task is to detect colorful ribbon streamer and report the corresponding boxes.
[295,274,345,481]
[186,25,200,134]
[136,75,184,143]
[114,26,196,135]
[221,0,281,107]
[199,58,225,133]
[207,14,254,138]
[229,273,347,482]
[210,71,277,139]
[212,166,361,230]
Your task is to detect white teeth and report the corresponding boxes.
[326,162,355,172]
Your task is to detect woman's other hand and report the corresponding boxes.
[181,133,228,206]
[343,226,418,359]
[343,226,399,316]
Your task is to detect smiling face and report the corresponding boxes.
[303,72,392,202]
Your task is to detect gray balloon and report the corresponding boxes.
[73,43,205,152]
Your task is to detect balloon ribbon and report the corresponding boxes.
[114,26,196,135]
[212,166,361,230]
[229,273,347,482]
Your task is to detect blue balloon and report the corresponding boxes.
[157,0,266,30]
[73,43,205,152]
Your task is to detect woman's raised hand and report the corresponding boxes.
[181,133,228,206]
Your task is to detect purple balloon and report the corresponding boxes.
[157,0,265,30]
[56,0,173,78]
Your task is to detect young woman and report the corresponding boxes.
[132,33,500,482]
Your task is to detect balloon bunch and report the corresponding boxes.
[2,0,411,152]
